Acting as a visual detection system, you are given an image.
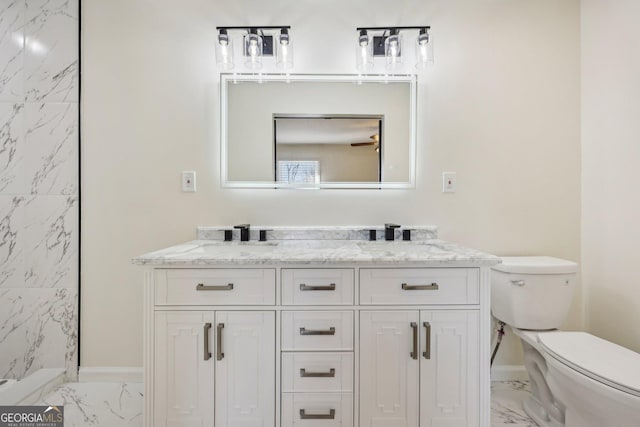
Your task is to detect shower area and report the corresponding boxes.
[0,0,79,403]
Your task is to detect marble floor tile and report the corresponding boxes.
[491,380,538,426]
[36,380,537,427]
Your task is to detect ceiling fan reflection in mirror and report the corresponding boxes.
[351,134,380,151]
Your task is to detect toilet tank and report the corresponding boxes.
[491,256,577,330]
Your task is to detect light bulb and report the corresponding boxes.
[415,28,433,69]
[244,31,263,70]
[385,31,403,70]
[355,30,373,71]
[276,29,294,69]
[215,29,234,69]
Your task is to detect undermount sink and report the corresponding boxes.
[357,241,433,249]
[199,241,279,247]
[184,241,279,256]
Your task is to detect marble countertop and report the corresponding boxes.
[133,239,501,267]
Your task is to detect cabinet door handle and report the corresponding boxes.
[300,368,336,378]
[216,323,225,361]
[402,283,439,291]
[423,322,431,359]
[300,327,336,336]
[300,409,335,420]
[411,322,418,360]
[299,283,336,291]
[196,283,234,291]
[203,323,212,361]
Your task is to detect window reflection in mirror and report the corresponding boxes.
[275,116,382,184]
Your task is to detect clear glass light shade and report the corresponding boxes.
[244,33,263,70]
[215,33,234,70]
[276,32,294,69]
[355,33,373,71]
[415,32,434,69]
[385,33,403,70]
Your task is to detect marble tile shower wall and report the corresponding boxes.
[0,0,79,380]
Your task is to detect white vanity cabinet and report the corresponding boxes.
[141,251,494,427]
[148,269,276,427]
[358,268,480,426]
[359,310,479,427]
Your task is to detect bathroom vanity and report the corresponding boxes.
[134,227,499,427]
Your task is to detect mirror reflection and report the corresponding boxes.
[221,74,416,188]
[275,116,382,184]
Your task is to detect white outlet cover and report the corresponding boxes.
[182,171,196,192]
[442,172,456,193]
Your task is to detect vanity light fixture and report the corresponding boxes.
[385,29,402,70]
[276,28,294,69]
[215,29,234,70]
[355,26,432,71]
[244,28,263,69]
[415,27,434,68]
[356,30,374,71]
[215,26,292,71]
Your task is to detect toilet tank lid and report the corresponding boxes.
[492,256,577,274]
[539,331,640,396]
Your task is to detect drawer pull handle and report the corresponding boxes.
[401,282,439,291]
[300,327,336,336]
[300,368,336,378]
[423,322,431,359]
[203,323,212,361]
[216,323,225,361]
[300,409,335,420]
[300,283,336,291]
[411,322,418,360]
[196,283,234,291]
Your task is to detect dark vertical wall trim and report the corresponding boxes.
[77,0,82,371]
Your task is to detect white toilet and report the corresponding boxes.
[491,256,640,427]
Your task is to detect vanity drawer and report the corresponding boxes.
[281,393,353,427]
[282,269,354,306]
[282,352,353,393]
[359,268,479,305]
[282,311,353,351]
[154,268,276,305]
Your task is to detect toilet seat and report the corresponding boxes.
[538,331,640,398]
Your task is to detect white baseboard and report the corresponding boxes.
[491,365,529,382]
[78,367,143,383]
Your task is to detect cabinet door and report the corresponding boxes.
[154,311,215,427]
[419,310,479,427]
[360,311,419,427]
[215,311,276,427]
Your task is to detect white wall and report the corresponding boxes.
[581,0,640,352]
[81,0,581,367]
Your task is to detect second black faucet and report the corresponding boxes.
[234,224,250,241]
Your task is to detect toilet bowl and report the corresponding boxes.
[491,256,640,427]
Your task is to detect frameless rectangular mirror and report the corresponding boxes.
[221,74,416,189]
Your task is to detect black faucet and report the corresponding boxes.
[234,224,250,241]
[385,223,400,241]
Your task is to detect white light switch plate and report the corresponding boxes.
[442,172,456,193]
[182,171,196,192]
